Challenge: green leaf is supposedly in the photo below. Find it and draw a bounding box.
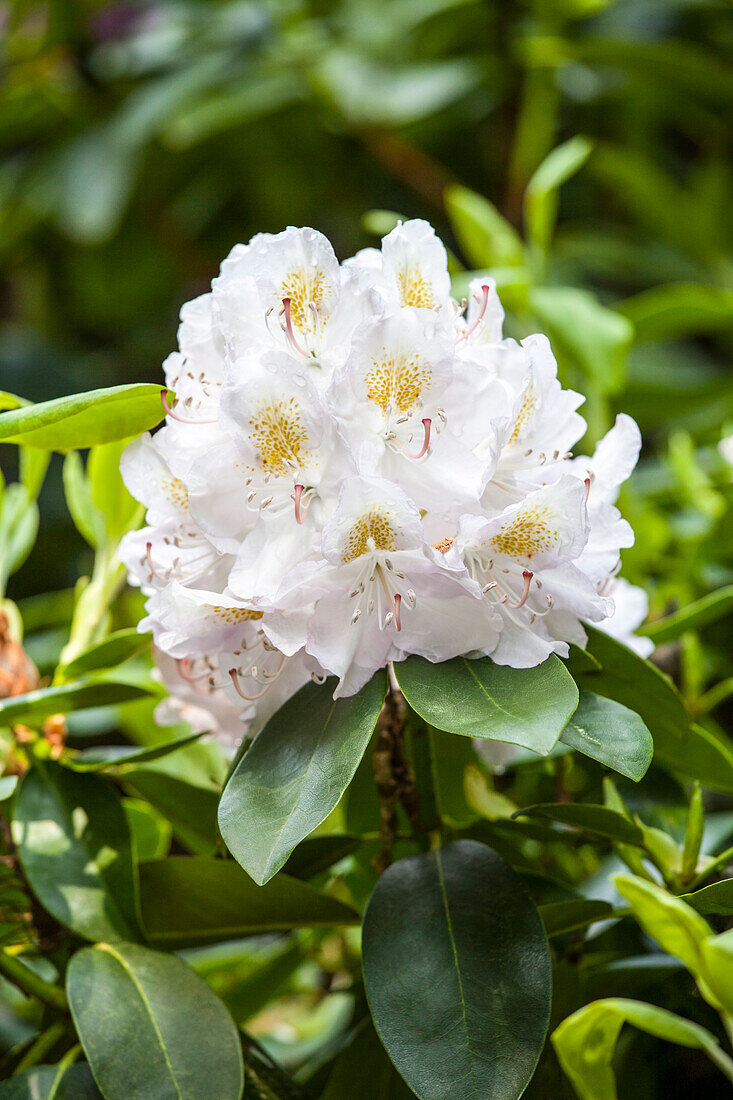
[578,628,733,791]
[13,761,141,942]
[614,874,712,988]
[67,942,243,1100]
[321,1020,416,1099]
[539,899,613,938]
[0,391,29,412]
[123,770,220,856]
[0,677,156,727]
[682,782,704,882]
[88,437,141,542]
[529,287,633,394]
[0,385,165,451]
[0,1064,102,1099]
[281,834,361,880]
[395,654,578,755]
[59,628,149,681]
[0,484,39,593]
[219,672,387,885]
[552,998,730,1100]
[124,799,172,862]
[525,137,593,258]
[62,452,105,549]
[19,447,50,501]
[617,284,733,343]
[315,53,481,127]
[700,929,733,1014]
[138,856,359,949]
[515,803,644,846]
[69,731,204,771]
[445,184,525,269]
[559,690,653,781]
[362,839,551,1100]
[641,586,733,644]
[682,879,733,916]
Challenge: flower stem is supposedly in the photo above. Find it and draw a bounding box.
[408,721,442,841]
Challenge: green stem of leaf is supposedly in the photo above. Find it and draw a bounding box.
[0,950,68,1012]
[707,1037,733,1086]
[696,678,733,716]
[13,1019,67,1075]
[58,543,127,670]
[690,844,733,889]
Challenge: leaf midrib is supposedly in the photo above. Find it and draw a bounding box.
[97,944,184,1100]
[254,697,338,878]
[434,846,478,1096]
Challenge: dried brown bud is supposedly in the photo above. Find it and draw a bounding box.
[0,613,40,700]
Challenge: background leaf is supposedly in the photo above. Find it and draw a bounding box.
[138,856,359,948]
[13,761,141,942]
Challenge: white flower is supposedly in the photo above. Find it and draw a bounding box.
[451,477,609,667]
[119,218,646,735]
[262,476,499,696]
[152,648,250,752]
[595,576,653,658]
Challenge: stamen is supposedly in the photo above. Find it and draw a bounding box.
[393,593,402,631]
[507,570,533,609]
[584,477,591,501]
[401,418,432,460]
[456,284,490,344]
[228,668,270,702]
[281,298,309,357]
[145,542,168,583]
[294,484,306,525]
[161,389,216,425]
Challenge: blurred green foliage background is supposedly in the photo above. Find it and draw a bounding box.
[2,0,733,633]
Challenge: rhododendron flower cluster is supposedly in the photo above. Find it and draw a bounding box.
[119,221,649,748]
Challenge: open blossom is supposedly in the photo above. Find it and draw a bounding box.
[119,219,650,750]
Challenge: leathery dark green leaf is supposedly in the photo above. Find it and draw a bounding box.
[67,942,243,1100]
[362,839,551,1100]
[138,856,359,948]
[394,654,578,755]
[560,689,653,781]
[12,761,141,942]
[219,672,387,884]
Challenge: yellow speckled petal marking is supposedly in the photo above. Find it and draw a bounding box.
[365,348,431,417]
[209,606,263,623]
[162,476,189,510]
[397,266,436,310]
[507,381,537,448]
[248,398,309,476]
[342,508,400,562]
[491,504,558,559]
[281,267,330,334]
